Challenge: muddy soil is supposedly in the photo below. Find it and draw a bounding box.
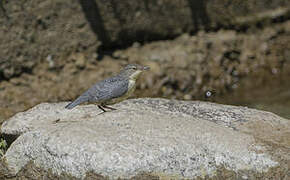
[0,21,290,125]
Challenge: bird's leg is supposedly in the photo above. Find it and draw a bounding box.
[98,105,107,112]
[103,105,117,111]
[97,105,116,115]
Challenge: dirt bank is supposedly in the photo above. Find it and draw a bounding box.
[1,0,290,79]
[0,20,290,125]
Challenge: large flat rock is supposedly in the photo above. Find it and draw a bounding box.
[1,98,290,179]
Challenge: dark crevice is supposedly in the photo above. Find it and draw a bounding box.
[21,67,33,75]
[0,72,8,82]
[79,0,110,46]
[0,0,9,20]
[0,66,33,82]
[188,0,210,32]
[96,31,179,59]
[0,134,18,150]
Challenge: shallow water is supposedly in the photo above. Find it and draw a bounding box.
[215,72,290,120]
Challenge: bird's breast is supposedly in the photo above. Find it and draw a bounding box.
[122,79,136,98]
[127,79,136,92]
[105,80,136,105]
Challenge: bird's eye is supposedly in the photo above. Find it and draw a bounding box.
[133,67,137,70]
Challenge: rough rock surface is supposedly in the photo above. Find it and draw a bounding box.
[1,0,290,79]
[1,98,289,179]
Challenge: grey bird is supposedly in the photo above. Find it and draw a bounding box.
[65,64,149,112]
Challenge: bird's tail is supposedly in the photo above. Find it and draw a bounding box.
[65,95,88,109]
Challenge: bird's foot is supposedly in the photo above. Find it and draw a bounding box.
[97,105,117,115]
[103,105,117,111]
[98,105,107,112]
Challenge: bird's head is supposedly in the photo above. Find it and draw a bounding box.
[120,64,150,80]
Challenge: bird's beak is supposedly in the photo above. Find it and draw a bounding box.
[143,66,150,71]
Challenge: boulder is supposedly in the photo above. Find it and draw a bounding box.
[1,98,290,179]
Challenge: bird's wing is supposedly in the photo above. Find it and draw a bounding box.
[88,76,129,102]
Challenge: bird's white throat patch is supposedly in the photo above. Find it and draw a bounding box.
[129,70,142,81]
[127,70,142,96]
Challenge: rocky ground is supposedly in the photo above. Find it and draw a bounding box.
[0,20,290,125]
